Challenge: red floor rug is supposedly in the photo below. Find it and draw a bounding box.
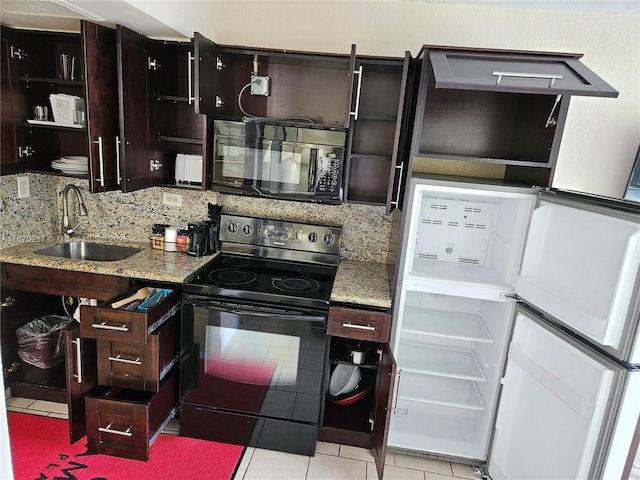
[8,411,245,480]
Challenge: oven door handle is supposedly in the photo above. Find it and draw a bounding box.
[186,298,326,322]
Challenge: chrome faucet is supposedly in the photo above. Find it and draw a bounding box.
[61,184,88,240]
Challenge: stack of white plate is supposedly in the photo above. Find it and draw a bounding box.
[51,156,88,175]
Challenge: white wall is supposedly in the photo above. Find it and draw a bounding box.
[127,0,640,198]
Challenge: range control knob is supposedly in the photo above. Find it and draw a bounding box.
[323,233,334,246]
[227,222,238,234]
[308,232,318,243]
[243,224,254,235]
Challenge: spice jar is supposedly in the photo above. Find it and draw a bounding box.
[151,224,168,250]
[176,229,190,252]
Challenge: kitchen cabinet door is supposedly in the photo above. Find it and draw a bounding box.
[344,52,414,213]
[407,46,618,188]
[82,21,120,193]
[1,24,121,191]
[1,37,20,170]
[117,25,154,192]
[193,32,221,116]
[118,26,211,192]
[371,344,396,480]
[65,326,98,444]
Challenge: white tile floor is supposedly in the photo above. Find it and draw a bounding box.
[5,394,483,480]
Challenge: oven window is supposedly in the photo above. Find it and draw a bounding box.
[183,305,327,423]
[205,326,301,386]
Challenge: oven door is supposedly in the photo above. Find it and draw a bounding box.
[179,295,329,455]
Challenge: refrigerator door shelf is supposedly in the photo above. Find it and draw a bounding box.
[488,310,621,480]
[516,198,640,359]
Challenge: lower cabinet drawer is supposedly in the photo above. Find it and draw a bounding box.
[85,372,177,461]
[96,316,179,391]
[328,306,391,342]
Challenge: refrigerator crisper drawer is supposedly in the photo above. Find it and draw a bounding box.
[404,178,536,293]
[516,199,640,353]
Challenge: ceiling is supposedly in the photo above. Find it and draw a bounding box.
[1,0,638,41]
[0,0,188,40]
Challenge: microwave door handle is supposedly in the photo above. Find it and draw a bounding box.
[308,148,318,192]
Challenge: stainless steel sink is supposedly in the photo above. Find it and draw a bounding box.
[36,242,141,262]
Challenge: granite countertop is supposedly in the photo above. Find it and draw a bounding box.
[331,259,392,309]
[0,238,216,284]
[0,240,392,307]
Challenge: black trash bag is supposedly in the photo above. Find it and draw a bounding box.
[15,315,73,369]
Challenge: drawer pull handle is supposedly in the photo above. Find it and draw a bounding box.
[108,354,142,365]
[99,422,133,437]
[92,322,129,332]
[342,322,375,331]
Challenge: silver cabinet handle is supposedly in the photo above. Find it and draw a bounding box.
[492,71,563,88]
[391,161,404,208]
[115,136,121,185]
[98,422,132,437]
[391,368,403,414]
[342,322,375,331]
[108,354,142,365]
[349,66,363,120]
[91,321,128,332]
[72,338,82,383]
[187,52,195,105]
[93,136,105,187]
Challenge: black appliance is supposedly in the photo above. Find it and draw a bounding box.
[187,203,223,257]
[180,214,342,455]
[212,120,346,204]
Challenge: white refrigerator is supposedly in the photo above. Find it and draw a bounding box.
[389,175,640,479]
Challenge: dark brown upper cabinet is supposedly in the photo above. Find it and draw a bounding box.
[202,43,356,128]
[404,46,619,201]
[82,21,120,193]
[117,27,213,193]
[343,52,414,214]
[0,23,120,193]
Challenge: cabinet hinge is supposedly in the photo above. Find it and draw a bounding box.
[216,95,224,108]
[150,159,162,171]
[10,46,27,60]
[216,56,224,71]
[369,417,374,432]
[18,146,35,158]
[148,57,160,71]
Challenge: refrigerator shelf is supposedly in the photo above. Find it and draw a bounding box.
[397,341,487,382]
[398,372,486,411]
[401,306,494,344]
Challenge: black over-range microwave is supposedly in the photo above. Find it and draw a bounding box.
[212,120,346,204]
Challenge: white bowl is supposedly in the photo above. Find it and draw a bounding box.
[329,363,361,396]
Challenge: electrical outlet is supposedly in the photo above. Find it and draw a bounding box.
[250,75,270,96]
[17,176,30,199]
[162,192,183,207]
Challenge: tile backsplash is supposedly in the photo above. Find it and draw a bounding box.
[0,174,392,263]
